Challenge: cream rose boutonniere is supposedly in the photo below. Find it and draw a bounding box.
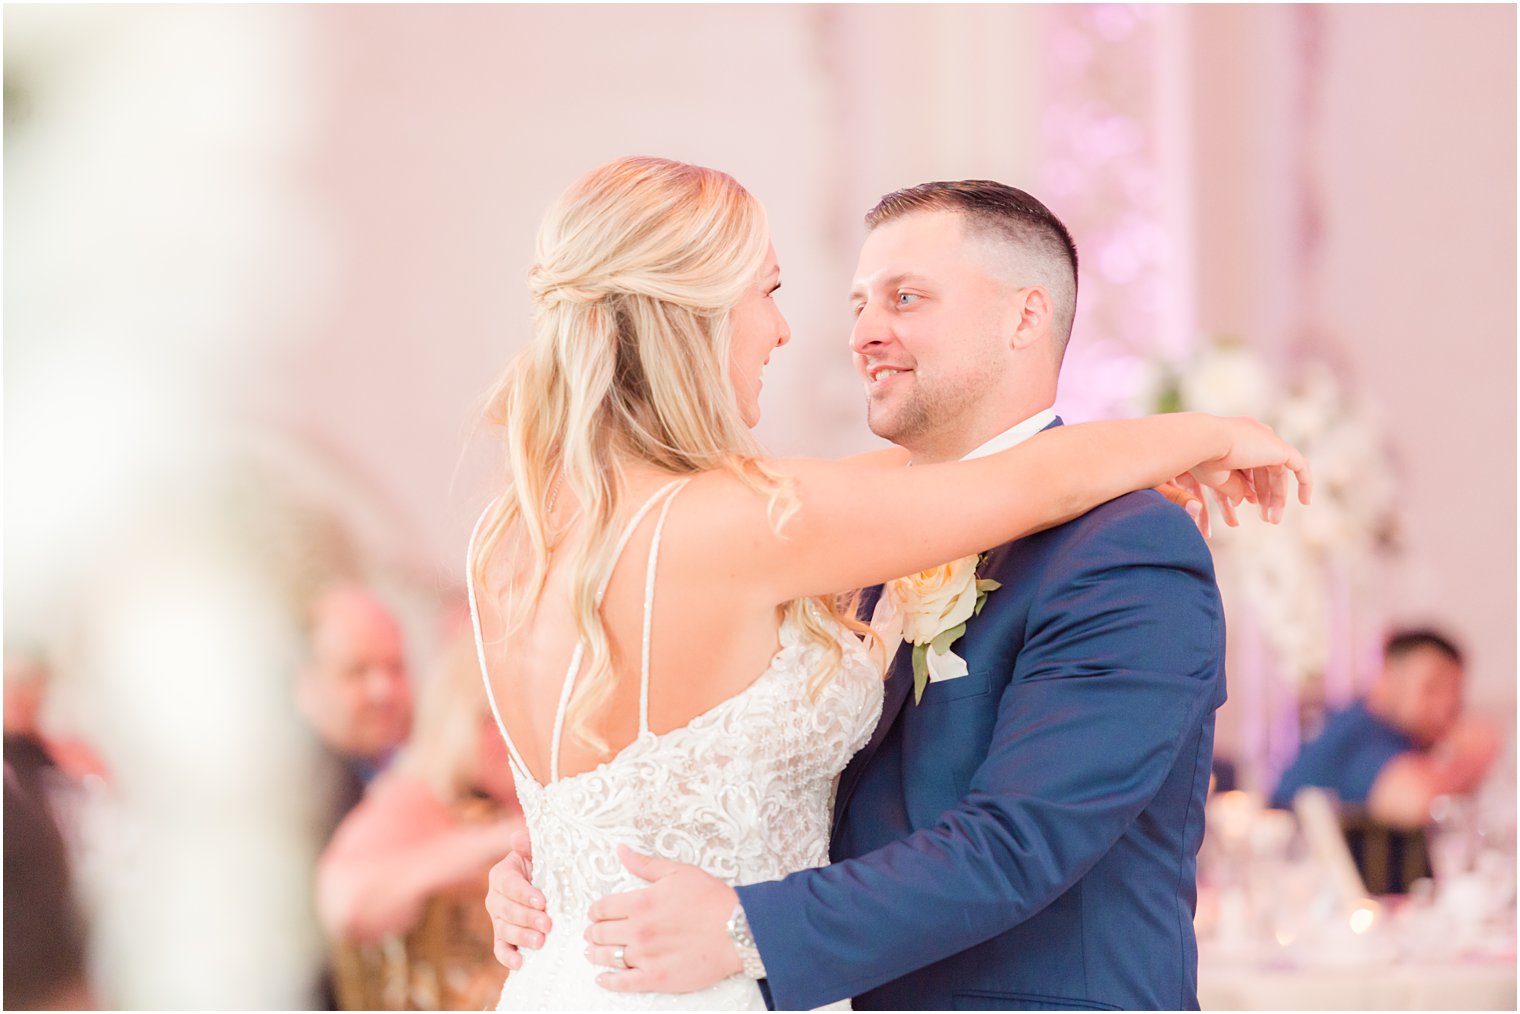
[884,555,1001,704]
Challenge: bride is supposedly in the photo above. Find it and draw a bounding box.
[467,156,1309,1010]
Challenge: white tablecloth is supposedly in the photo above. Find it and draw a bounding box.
[1199,954,1517,1010]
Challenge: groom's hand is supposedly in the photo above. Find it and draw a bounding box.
[484,829,547,970]
[586,845,743,993]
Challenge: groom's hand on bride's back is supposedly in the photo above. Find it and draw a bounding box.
[585,845,743,994]
[486,829,547,970]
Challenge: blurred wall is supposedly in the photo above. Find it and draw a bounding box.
[1188,4,1516,726]
[251,4,1043,590]
[1315,4,1515,716]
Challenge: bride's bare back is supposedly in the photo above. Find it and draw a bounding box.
[472,469,796,785]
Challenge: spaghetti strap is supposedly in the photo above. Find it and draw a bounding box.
[467,477,692,785]
[638,479,690,734]
[466,501,532,778]
[548,477,687,781]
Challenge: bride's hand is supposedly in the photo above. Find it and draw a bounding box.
[1187,417,1312,526]
[1156,476,1212,538]
[485,830,546,969]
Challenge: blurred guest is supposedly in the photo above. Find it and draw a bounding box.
[4,649,48,736]
[1272,629,1499,828]
[5,648,108,785]
[5,765,92,1009]
[5,650,108,882]
[318,636,521,1008]
[297,584,415,843]
[1210,755,1239,795]
[319,634,520,939]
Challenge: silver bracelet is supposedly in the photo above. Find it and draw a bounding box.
[725,902,768,979]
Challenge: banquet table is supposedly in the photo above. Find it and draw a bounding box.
[1199,945,1517,1010]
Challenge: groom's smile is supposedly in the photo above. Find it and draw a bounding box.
[861,360,919,425]
[857,347,925,433]
[866,363,908,380]
[865,361,913,386]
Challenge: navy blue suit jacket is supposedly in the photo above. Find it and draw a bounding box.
[737,424,1226,1011]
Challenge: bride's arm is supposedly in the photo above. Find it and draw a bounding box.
[849,442,1212,534]
[839,445,912,468]
[701,412,1308,603]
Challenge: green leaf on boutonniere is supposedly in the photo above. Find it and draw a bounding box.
[973,578,1000,616]
[911,643,930,704]
[930,622,966,656]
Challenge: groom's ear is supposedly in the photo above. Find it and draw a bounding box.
[1008,285,1054,353]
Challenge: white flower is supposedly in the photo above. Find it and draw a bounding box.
[885,556,980,646]
[1177,343,1278,419]
[885,556,999,703]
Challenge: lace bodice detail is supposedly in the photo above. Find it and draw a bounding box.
[514,607,880,917]
[467,480,882,1010]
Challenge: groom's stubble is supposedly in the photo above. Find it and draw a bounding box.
[863,342,1010,459]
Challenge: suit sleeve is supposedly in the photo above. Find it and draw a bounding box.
[737,501,1225,1011]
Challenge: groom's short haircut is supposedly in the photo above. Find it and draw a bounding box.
[865,181,1080,357]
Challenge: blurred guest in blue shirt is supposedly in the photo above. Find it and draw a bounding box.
[1272,629,1498,827]
[298,585,415,842]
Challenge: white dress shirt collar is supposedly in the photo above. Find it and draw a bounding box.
[959,408,1059,462]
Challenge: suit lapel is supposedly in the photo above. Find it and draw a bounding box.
[832,417,1064,835]
[833,641,912,836]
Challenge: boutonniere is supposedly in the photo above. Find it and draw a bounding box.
[884,555,1000,704]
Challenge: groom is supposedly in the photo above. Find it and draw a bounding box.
[490,181,1226,1010]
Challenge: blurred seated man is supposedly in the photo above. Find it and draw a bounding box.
[298,585,415,843]
[1272,629,1499,828]
[318,636,522,1009]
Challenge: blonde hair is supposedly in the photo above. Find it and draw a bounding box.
[472,156,869,753]
[399,635,493,803]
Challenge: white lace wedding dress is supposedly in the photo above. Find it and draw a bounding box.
[468,478,882,1010]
